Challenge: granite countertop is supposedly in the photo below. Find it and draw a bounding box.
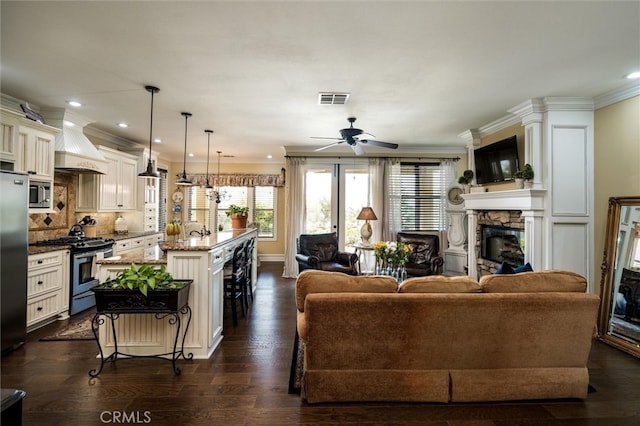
[97,246,167,265]
[103,231,162,241]
[28,245,70,255]
[160,228,256,252]
[28,231,163,255]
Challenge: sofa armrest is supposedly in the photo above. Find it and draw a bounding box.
[296,253,320,268]
[431,256,444,269]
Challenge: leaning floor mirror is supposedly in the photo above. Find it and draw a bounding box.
[598,196,640,358]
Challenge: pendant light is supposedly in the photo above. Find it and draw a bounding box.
[175,112,193,186]
[138,85,160,178]
[212,150,229,204]
[203,129,214,190]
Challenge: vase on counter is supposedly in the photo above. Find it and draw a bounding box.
[114,215,128,235]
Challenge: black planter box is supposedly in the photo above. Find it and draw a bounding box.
[92,280,192,313]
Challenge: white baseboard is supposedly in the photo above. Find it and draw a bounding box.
[258,254,285,262]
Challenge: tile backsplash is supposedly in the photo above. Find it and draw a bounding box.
[28,173,117,243]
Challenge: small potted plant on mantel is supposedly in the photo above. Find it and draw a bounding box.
[458,169,474,193]
[92,264,192,312]
[521,163,534,189]
[513,169,525,189]
[226,204,249,229]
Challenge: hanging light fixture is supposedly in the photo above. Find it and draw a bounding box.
[202,129,214,190]
[211,150,229,204]
[138,85,160,178]
[175,112,193,186]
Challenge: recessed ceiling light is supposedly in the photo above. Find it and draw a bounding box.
[67,100,82,107]
[117,122,128,128]
[153,138,161,143]
[627,71,640,79]
[188,153,194,157]
[267,154,273,159]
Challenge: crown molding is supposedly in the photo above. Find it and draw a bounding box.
[594,81,640,109]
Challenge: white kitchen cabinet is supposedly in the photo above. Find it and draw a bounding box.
[0,113,19,165]
[114,236,145,257]
[77,146,138,211]
[17,124,56,181]
[27,250,68,330]
[143,233,163,257]
[1,108,58,212]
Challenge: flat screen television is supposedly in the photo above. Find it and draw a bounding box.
[473,135,520,184]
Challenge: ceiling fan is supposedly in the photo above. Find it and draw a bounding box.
[311,117,399,156]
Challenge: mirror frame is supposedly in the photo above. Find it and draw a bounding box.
[598,196,640,358]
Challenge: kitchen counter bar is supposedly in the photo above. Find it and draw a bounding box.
[95,228,258,360]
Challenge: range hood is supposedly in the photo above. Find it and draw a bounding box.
[41,108,107,174]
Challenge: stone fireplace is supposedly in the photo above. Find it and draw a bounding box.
[476,211,525,275]
[462,189,546,279]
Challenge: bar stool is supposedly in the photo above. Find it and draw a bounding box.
[243,238,255,309]
[223,243,246,326]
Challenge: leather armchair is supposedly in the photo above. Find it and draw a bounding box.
[296,232,359,275]
[397,232,444,277]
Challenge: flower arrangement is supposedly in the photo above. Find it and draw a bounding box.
[373,241,412,267]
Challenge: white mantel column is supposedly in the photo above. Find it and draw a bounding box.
[508,99,544,189]
[522,210,545,268]
[465,209,478,278]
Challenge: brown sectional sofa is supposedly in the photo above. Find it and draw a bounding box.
[295,270,600,404]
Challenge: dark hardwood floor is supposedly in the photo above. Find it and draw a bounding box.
[2,262,639,425]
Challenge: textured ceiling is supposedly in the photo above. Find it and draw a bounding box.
[1,1,638,163]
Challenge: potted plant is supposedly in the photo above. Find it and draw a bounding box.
[521,163,534,188]
[513,169,525,189]
[226,204,249,229]
[458,169,474,193]
[92,264,192,312]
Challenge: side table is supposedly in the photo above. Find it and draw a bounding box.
[353,243,376,275]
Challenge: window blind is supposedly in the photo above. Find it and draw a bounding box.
[397,163,447,231]
[253,186,274,238]
[186,186,211,229]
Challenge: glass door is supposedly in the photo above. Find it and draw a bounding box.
[304,160,369,250]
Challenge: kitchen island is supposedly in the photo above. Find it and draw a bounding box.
[95,228,257,360]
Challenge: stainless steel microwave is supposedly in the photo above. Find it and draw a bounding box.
[29,180,51,208]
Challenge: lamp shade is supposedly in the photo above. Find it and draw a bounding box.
[357,207,378,221]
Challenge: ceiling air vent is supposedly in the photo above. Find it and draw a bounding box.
[318,92,350,105]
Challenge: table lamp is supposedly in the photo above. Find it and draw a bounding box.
[357,207,378,246]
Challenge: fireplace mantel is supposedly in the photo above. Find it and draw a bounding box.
[461,189,546,211]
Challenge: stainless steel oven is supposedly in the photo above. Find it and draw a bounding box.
[70,246,113,315]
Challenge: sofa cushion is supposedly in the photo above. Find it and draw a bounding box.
[295,270,398,312]
[480,270,587,293]
[398,275,481,293]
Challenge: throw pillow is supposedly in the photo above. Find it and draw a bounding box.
[495,262,515,274]
[514,262,533,273]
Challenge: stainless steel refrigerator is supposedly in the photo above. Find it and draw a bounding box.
[1,171,28,354]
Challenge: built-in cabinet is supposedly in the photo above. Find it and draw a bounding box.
[27,250,69,330]
[1,107,58,212]
[113,233,163,258]
[77,146,138,211]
